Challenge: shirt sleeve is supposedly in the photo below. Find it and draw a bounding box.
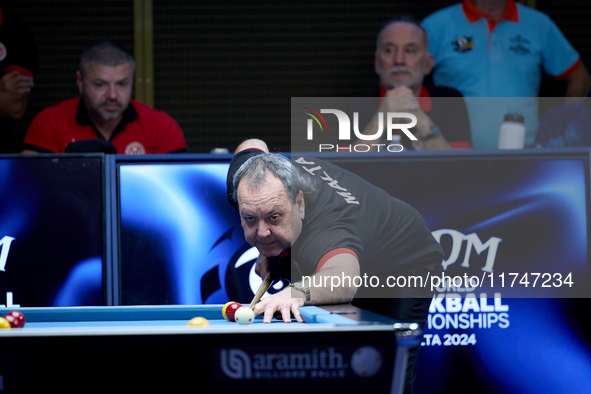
[150,112,188,153]
[23,107,62,152]
[539,14,581,79]
[294,223,364,274]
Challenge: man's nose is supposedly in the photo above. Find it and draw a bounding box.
[106,84,118,100]
[394,50,405,65]
[257,222,271,238]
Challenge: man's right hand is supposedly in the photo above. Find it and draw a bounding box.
[382,86,420,112]
[254,254,270,280]
[0,71,34,94]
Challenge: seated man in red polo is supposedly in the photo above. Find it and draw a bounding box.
[22,41,187,155]
[357,15,472,150]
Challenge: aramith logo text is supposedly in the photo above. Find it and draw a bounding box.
[304,108,416,152]
[220,346,383,380]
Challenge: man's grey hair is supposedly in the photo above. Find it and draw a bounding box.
[79,41,135,74]
[233,153,317,206]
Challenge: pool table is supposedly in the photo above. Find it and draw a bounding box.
[0,304,421,393]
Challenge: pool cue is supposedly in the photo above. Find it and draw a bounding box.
[249,272,273,310]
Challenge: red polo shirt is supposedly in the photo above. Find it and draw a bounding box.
[24,98,188,154]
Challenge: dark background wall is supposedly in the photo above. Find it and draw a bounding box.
[3,0,589,152]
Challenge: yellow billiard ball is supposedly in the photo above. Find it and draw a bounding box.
[187,317,210,327]
[0,317,11,329]
[222,301,234,321]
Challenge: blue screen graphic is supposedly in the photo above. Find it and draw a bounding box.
[333,157,588,296]
[0,155,104,307]
[118,163,263,305]
[331,154,590,394]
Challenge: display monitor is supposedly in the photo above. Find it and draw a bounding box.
[0,154,107,307]
[317,148,591,394]
[114,154,278,306]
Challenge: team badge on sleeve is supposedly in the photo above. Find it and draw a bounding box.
[452,36,474,53]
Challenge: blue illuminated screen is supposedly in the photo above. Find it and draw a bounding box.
[329,153,590,394]
[0,155,104,307]
[117,161,270,305]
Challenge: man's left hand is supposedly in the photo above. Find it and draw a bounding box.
[253,287,305,323]
[383,86,420,112]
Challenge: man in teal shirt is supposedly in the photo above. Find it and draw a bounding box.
[423,0,591,148]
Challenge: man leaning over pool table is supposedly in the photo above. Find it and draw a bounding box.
[226,139,443,393]
[226,138,443,318]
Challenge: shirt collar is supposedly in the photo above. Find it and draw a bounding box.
[76,98,138,140]
[462,0,519,26]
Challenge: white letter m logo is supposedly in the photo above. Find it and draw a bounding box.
[0,236,15,272]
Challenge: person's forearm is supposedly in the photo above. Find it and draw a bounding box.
[565,63,591,98]
[299,272,357,305]
[413,113,453,150]
[565,80,591,98]
[298,253,360,305]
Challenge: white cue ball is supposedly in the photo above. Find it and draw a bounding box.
[234,306,255,325]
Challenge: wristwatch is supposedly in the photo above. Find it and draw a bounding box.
[421,123,441,142]
[288,282,311,305]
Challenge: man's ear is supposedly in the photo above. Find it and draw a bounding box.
[423,53,435,76]
[374,51,381,76]
[296,190,305,219]
[76,70,84,95]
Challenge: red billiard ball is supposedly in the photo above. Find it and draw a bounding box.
[222,301,235,321]
[225,302,243,322]
[4,311,25,328]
